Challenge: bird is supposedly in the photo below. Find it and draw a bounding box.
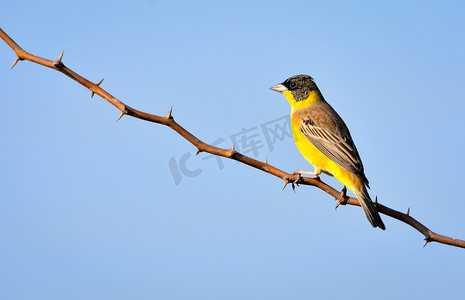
[270,75,385,230]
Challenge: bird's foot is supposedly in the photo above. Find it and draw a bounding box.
[335,186,348,210]
[293,169,321,180]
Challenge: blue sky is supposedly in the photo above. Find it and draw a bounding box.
[1,1,465,299]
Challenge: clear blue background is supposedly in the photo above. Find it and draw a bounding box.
[1,1,465,299]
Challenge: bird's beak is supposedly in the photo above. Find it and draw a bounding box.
[269,83,288,93]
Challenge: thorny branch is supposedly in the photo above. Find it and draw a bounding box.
[1,27,464,249]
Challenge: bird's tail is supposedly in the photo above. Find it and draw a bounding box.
[353,185,385,230]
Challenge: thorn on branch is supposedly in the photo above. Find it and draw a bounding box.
[407,207,410,216]
[11,56,22,69]
[166,106,173,119]
[228,145,237,158]
[54,51,64,68]
[282,179,289,191]
[423,237,432,248]
[196,148,202,156]
[335,186,348,210]
[265,158,268,164]
[117,108,128,121]
[91,78,104,98]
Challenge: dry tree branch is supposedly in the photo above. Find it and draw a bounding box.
[1,27,464,249]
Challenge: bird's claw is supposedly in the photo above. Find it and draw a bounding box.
[282,172,303,194]
[335,186,348,210]
[291,172,302,182]
[292,170,320,182]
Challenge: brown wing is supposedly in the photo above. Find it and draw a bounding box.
[299,104,369,187]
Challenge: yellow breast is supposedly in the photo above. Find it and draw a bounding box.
[290,110,362,191]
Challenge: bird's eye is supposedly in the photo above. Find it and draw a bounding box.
[289,82,297,89]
